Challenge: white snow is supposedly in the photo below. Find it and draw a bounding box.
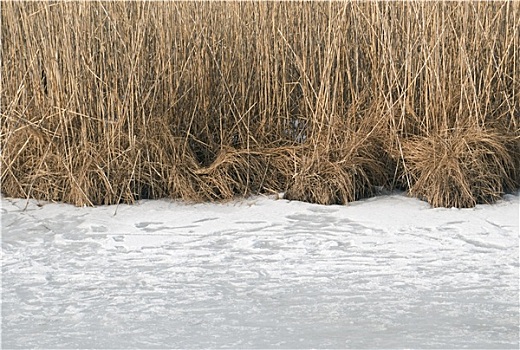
[2,191,519,348]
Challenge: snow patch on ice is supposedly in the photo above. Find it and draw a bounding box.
[1,192,518,348]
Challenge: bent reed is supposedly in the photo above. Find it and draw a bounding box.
[2,1,519,208]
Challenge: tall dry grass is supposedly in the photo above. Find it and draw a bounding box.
[1,1,518,208]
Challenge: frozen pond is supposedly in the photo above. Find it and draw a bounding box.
[2,192,519,348]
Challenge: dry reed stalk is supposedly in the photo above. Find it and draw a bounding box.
[191,146,294,202]
[401,126,517,208]
[1,1,518,207]
[284,118,391,205]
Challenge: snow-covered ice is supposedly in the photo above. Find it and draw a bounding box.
[2,191,519,348]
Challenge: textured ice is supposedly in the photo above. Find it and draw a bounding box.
[2,192,519,348]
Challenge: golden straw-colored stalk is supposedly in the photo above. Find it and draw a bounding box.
[1,1,518,208]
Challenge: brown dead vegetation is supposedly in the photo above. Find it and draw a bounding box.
[1,1,518,208]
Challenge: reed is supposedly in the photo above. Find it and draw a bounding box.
[1,1,518,208]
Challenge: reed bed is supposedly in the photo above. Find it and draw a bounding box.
[1,1,519,208]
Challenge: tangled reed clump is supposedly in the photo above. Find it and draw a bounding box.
[401,127,518,208]
[193,146,294,202]
[285,127,391,205]
[1,1,519,208]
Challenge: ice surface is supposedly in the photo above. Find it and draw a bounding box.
[2,192,519,348]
